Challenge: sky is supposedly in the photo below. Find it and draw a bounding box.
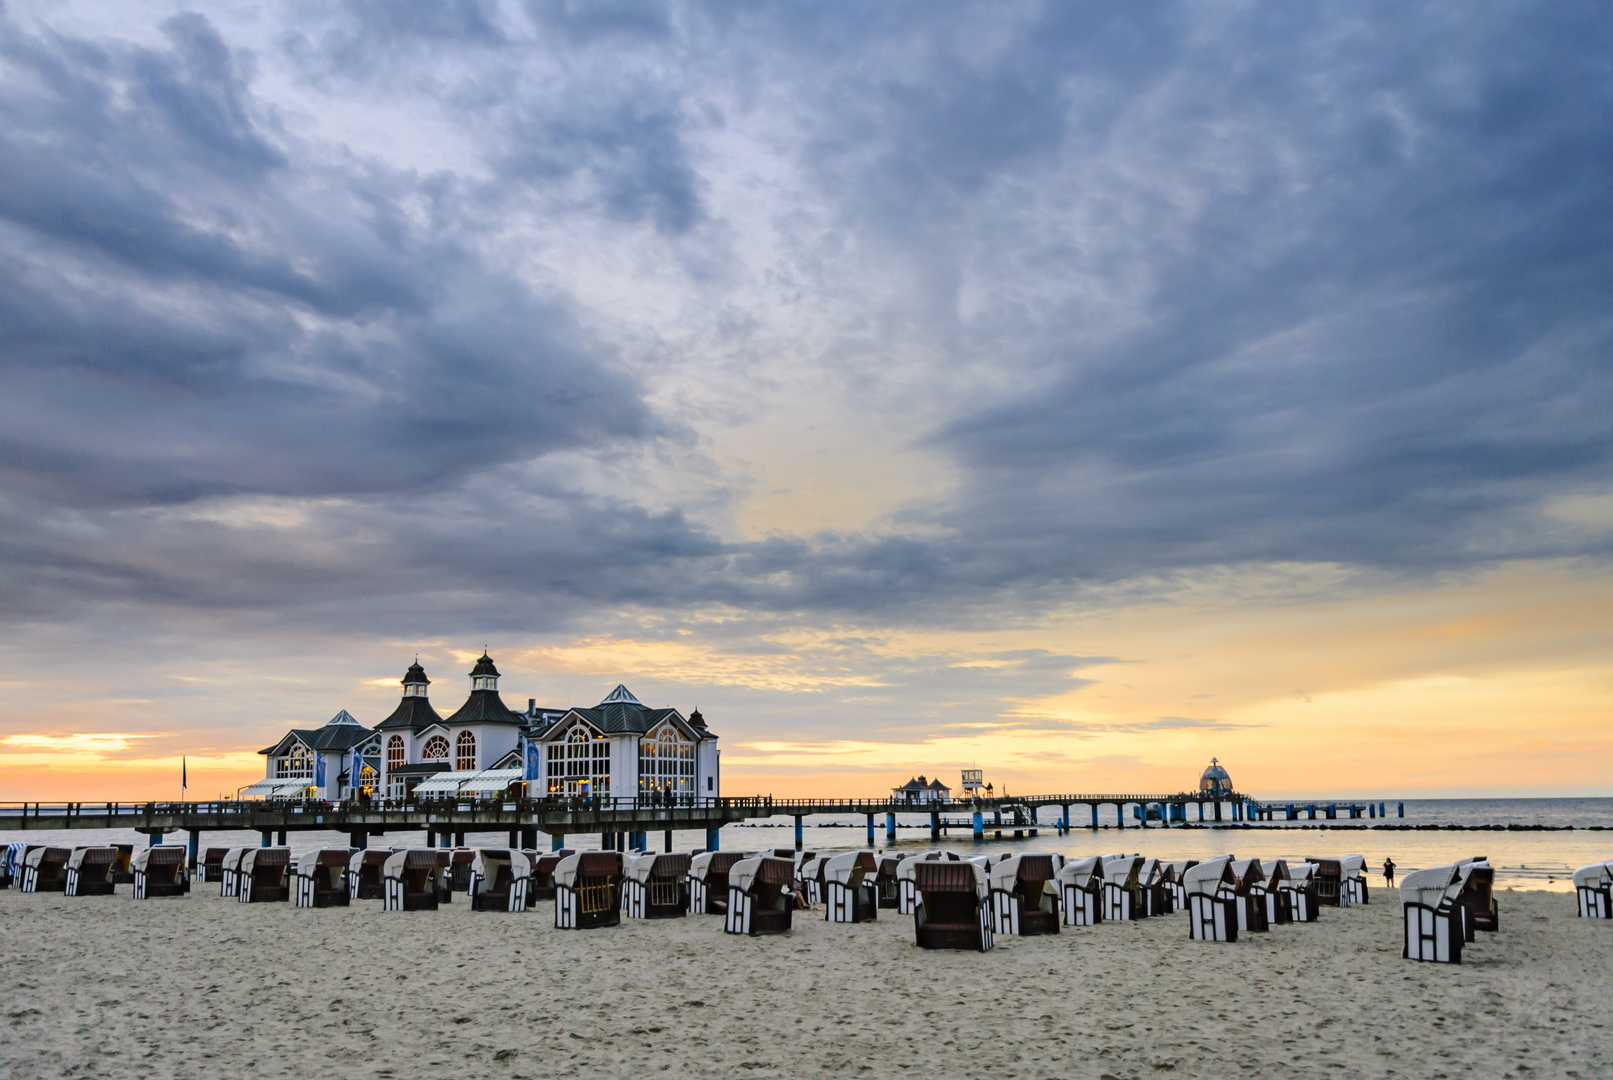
[1,0,1610,802]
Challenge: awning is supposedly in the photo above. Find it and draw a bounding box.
[412,770,480,795]
[238,778,317,800]
[456,768,523,795]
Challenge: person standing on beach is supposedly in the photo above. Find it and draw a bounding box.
[1383,857,1396,886]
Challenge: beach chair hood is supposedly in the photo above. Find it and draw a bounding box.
[1184,856,1236,896]
[1399,865,1460,908]
[1572,862,1613,888]
[824,851,875,885]
[1056,856,1103,889]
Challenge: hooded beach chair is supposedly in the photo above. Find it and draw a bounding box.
[1058,856,1104,926]
[447,848,476,893]
[791,851,818,902]
[201,847,229,883]
[894,851,959,915]
[873,855,901,909]
[1280,862,1320,922]
[1340,854,1369,905]
[1401,865,1464,963]
[1304,857,1343,907]
[1455,857,1497,935]
[1230,859,1269,933]
[913,859,993,951]
[529,850,574,902]
[623,852,690,918]
[19,846,70,893]
[989,852,1060,936]
[724,855,796,935]
[1574,861,1613,918]
[239,847,291,903]
[554,852,623,929]
[220,847,251,898]
[65,847,118,896]
[132,845,188,899]
[799,854,828,908]
[469,849,531,912]
[1139,858,1174,916]
[688,851,745,914]
[823,851,879,923]
[348,849,389,900]
[1184,856,1239,942]
[1259,860,1292,925]
[1101,855,1144,922]
[1165,860,1196,909]
[293,848,354,908]
[382,849,444,912]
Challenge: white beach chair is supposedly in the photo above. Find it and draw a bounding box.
[622,852,688,919]
[1279,862,1320,922]
[469,849,532,913]
[1230,858,1269,933]
[1184,856,1239,942]
[799,854,828,908]
[554,851,623,928]
[131,845,187,899]
[823,851,879,923]
[1574,861,1613,918]
[220,847,251,898]
[1340,854,1369,905]
[1057,856,1104,926]
[688,851,744,914]
[913,859,993,952]
[1138,858,1174,916]
[1401,864,1464,963]
[724,855,796,935]
[989,852,1061,936]
[1454,856,1498,936]
[1259,860,1292,925]
[238,847,291,903]
[1101,855,1143,921]
[382,849,445,912]
[1,842,27,889]
[65,847,118,897]
[19,846,70,893]
[293,848,354,908]
[1165,860,1195,910]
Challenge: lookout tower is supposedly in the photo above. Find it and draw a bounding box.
[1199,757,1233,796]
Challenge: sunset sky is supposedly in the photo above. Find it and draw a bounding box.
[1,1,1609,801]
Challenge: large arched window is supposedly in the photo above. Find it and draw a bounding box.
[276,743,314,779]
[456,730,477,771]
[638,724,694,795]
[422,735,450,761]
[386,735,407,799]
[547,724,610,796]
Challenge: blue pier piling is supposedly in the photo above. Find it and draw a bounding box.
[794,815,804,851]
[705,827,720,851]
[259,831,271,847]
[551,834,565,851]
[866,813,875,846]
[1090,804,1099,829]
[972,811,984,839]
[1398,802,1404,818]
[930,811,940,840]
[886,812,897,843]
[187,830,200,867]
[1116,803,1124,829]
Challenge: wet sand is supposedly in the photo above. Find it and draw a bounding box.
[0,884,1605,1079]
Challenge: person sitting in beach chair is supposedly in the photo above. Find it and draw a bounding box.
[201,847,229,884]
[239,847,291,903]
[1455,857,1497,935]
[529,850,574,902]
[623,852,689,919]
[1101,854,1145,921]
[132,845,188,899]
[1057,856,1104,927]
[913,859,993,951]
[220,847,251,898]
[988,852,1060,936]
[1303,857,1343,907]
[688,851,745,915]
[723,855,796,936]
[554,851,623,929]
[19,846,70,893]
[1400,864,1465,963]
[348,849,389,901]
[1279,861,1321,923]
[1574,861,1613,918]
[823,851,879,923]
[1339,854,1369,905]
[469,849,532,913]
[293,848,354,908]
[1230,858,1270,933]
[382,849,445,912]
[65,847,118,896]
[1184,856,1240,942]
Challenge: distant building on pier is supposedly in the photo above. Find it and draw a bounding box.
[891,775,951,805]
[1199,757,1233,796]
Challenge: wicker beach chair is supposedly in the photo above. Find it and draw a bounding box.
[1165,860,1196,909]
[1184,856,1239,942]
[1139,858,1175,916]
[1304,857,1343,907]
[1230,858,1270,933]
[1339,854,1369,905]
[688,851,745,914]
[1574,861,1613,918]
[1259,860,1292,925]
[446,848,476,892]
[988,852,1060,936]
[1400,864,1465,963]
[293,848,354,908]
[201,847,229,883]
[382,849,444,912]
[872,855,902,909]
[469,849,531,913]
[65,847,118,896]
[529,850,575,902]
[19,846,70,893]
[239,847,291,903]
[1455,857,1497,936]
[220,847,251,898]
[554,852,623,929]
[622,852,689,919]
[723,855,796,935]
[1280,861,1321,922]
[913,859,993,951]
[347,849,389,900]
[893,851,960,915]
[823,851,879,923]
[798,855,828,908]
[132,845,188,899]
[1057,856,1104,927]
[1101,855,1144,922]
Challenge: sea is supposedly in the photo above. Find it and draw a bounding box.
[4,797,1609,892]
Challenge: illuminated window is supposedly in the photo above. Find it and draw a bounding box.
[422,735,450,761]
[386,735,406,798]
[638,725,694,795]
[456,730,477,772]
[547,725,609,796]
[276,743,313,779]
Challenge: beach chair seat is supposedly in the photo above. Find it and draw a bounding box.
[1304,858,1343,907]
[555,852,623,928]
[894,851,959,915]
[469,849,532,913]
[132,846,188,899]
[990,853,1060,936]
[110,845,135,885]
[913,860,993,951]
[1231,859,1270,933]
[1455,857,1497,936]
[294,848,354,908]
[239,847,291,903]
[874,856,901,909]
[823,851,879,923]
[724,856,796,935]
[1184,856,1239,943]
[65,847,118,896]
[1574,861,1613,918]
[20,846,70,893]
[688,851,745,914]
[623,852,689,918]
[1057,856,1103,926]
[383,850,443,911]
[348,850,389,900]
[530,850,574,902]
[201,847,229,883]
[1401,865,1464,963]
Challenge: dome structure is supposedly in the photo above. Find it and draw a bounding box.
[1199,757,1233,795]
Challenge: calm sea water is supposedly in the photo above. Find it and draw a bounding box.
[5,798,1608,893]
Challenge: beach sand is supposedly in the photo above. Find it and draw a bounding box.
[1,884,1605,1079]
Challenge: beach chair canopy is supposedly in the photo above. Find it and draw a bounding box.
[132,846,185,871]
[471,849,530,882]
[1184,856,1236,896]
[67,847,117,871]
[382,849,442,878]
[689,851,744,880]
[1284,862,1316,885]
[222,847,251,873]
[552,851,621,890]
[988,852,1059,893]
[1572,862,1613,888]
[1056,856,1104,889]
[1102,855,1143,888]
[349,849,389,873]
[913,859,990,900]
[23,846,67,869]
[800,855,826,882]
[824,851,876,885]
[241,848,289,874]
[1339,854,1366,878]
[1230,858,1265,888]
[625,852,688,883]
[1166,859,1198,880]
[1399,865,1461,908]
[296,848,355,876]
[730,855,794,893]
[1263,860,1290,888]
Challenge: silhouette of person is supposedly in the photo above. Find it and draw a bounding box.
[1383,857,1396,886]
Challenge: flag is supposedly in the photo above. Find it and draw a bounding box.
[182,755,187,792]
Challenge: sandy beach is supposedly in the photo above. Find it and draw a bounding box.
[1,883,1605,1080]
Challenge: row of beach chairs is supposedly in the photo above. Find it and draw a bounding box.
[2,842,186,899]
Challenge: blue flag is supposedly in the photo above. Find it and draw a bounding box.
[524,737,540,782]
[315,752,326,790]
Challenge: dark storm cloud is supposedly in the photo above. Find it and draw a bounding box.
[1,1,1611,636]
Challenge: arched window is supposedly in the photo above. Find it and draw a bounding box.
[422,735,450,761]
[276,743,314,779]
[386,735,406,799]
[456,730,477,771]
[638,724,694,796]
[546,724,610,796]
